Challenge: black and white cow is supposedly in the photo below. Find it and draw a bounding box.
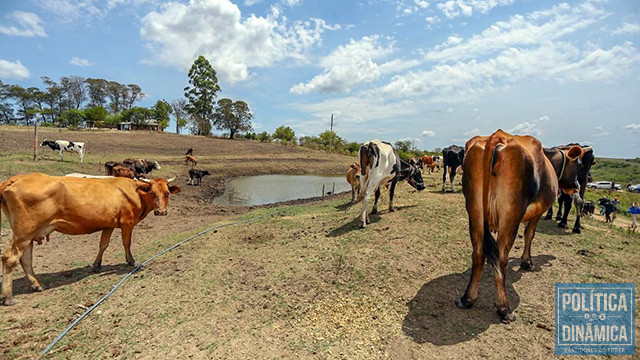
[432,155,442,171]
[357,139,425,228]
[442,145,464,192]
[40,139,85,163]
[544,144,595,233]
[188,169,210,186]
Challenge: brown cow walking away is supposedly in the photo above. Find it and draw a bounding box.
[0,173,180,306]
[455,129,584,323]
[345,162,361,203]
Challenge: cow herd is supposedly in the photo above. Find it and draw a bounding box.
[1,129,599,325]
[351,129,595,323]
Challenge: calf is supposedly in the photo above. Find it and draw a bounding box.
[357,140,425,228]
[185,155,198,166]
[456,130,583,323]
[442,145,464,192]
[40,139,85,163]
[581,201,595,218]
[420,155,436,174]
[345,162,361,203]
[188,169,210,186]
[432,155,442,171]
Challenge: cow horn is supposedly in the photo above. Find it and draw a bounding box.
[139,178,152,183]
[167,177,176,183]
[582,146,593,152]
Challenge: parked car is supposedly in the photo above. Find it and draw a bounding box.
[587,181,622,190]
[628,183,640,193]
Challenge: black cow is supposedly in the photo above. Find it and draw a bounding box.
[441,145,464,192]
[544,144,595,233]
[186,148,193,156]
[188,169,210,186]
[581,201,595,217]
[105,161,143,178]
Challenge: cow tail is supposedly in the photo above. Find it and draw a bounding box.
[483,223,501,279]
[0,179,9,236]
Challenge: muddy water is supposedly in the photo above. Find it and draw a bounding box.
[213,174,351,206]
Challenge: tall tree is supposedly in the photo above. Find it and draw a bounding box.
[85,78,109,108]
[272,126,296,145]
[9,85,35,126]
[212,98,253,139]
[107,81,126,113]
[151,99,172,131]
[0,80,13,124]
[184,55,220,136]
[41,76,63,125]
[67,76,87,109]
[171,99,188,134]
[123,84,145,110]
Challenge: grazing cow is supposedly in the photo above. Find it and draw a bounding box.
[345,162,361,203]
[455,130,583,323]
[0,173,180,305]
[188,169,210,186]
[420,155,436,174]
[357,140,425,228]
[123,158,161,176]
[432,155,442,171]
[185,155,198,166]
[442,145,465,192]
[104,161,142,178]
[40,139,85,163]
[544,144,595,233]
[113,166,136,179]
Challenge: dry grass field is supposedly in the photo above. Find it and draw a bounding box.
[0,126,638,359]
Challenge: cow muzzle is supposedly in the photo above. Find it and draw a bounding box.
[154,209,168,216]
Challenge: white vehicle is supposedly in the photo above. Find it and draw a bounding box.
[587,181,622,190]
[628,183,640,193]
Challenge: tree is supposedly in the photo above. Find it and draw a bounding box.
[121,107,151,126]
[171,99,188,134]
[123,84,145,110]
[151,99,172,132]
[394,139,413,152]
[318,130,344,148]
[272,126,296,145]
[9,85,35,126]
[84,106,108,127]
[67,76,86,109]
[41,76,64,125]
[60,109,85,128]
[184,55,220,136]
[107,81,126,113]
[85,78,109,108]
[213,98,253,139]
[256,131,271,142]
[0,80,13,124]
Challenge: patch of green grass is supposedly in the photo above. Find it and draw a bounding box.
[590,157,640,185]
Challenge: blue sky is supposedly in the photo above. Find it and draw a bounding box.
[1,0,639,157]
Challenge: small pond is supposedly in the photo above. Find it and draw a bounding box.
[214,174,350,206]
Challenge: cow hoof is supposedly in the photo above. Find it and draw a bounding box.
[371,209,378,215]
[543,215,552,220]
[572,228,581,234]
[31,285,44,292]
[127,261,137,267]
[454,297,474,309]
[555,217,562,222]
[92,264,102,273]
[3,298,16,306]
[520,261,533,271]
[389,207,396,213]
[558,223,566,229]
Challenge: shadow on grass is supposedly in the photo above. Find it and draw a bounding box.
[536,219,574,236]
[402,254,556,345]
[12,263,133,296]
[326,205,419,238]
[334,202,355,212]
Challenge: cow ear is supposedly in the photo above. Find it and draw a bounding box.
[169,185,182,194]
[136,184,151,194]
[567,145,583,160]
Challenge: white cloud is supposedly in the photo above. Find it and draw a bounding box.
[422,130,436,136]
[611,22,640,35]
[282,0,302,6]
[463,128,480,137]
[623,123,640,133]
[290,35,419,94]
[141,0,339,83]
[70,57,94,67]
[425,2,607,63]
[437,107,454,113]
[436,0,515,19]
[592,126,610,137]
[36,0,103,23]
[510,121,543,137]
[0,11,46,37]
[0,59,30,79]
[536,115,550,122]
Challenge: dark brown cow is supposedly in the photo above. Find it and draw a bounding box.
[123,158,161,176]
[0,173,180,305]
[113,166,136,179]
[455,130,583,323]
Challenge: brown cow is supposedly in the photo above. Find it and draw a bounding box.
[113,165,136,179]
[455,130,583,323]
[420,155,436,174]
[185,155,198,166]
[346,162,361,203]
[0,173,180,305]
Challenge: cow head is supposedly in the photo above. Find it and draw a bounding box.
[349,162,361,177]
[201,170,211,177]
[152,161,162,170]
[557,145,584,195]
[137,177,181,216]
[400,161,426,191]
[359,142,380,176]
